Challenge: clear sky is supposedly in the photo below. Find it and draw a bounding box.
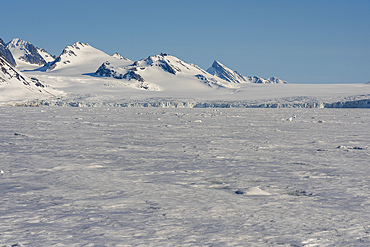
[2,0,370,83]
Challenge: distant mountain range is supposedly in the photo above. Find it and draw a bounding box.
[0,37,290,103]
[94,53,237,90]
[206,60,287,84]
[2,38,287,84]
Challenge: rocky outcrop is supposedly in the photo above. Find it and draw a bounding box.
[95,62,144,82]
[0,38,16,66]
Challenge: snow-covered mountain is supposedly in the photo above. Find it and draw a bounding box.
[207,60,287,84]
[0,53,43,86]
[94,53,237,91]
[206,60,248,83]
[7,38,55,67]
[247,76,287,84]
[111,52,129,60]
[38,42,132,75]
[0,38,16,66]
[0,53,62,103]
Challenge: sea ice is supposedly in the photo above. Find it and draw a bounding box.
[0,107,369,246]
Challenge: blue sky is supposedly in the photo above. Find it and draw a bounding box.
[2,0,370,83]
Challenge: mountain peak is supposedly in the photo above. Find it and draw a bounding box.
[7,38,29,47]
[207,60,287,84]
[212,60,224,67]
[59,41,91,57]
[7,38,54,66]
[112,52,128,60]
[39,42,132,74]
[70,41,90,49]
[207,60,246,83]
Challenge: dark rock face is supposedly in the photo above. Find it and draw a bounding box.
[195,74,219,87]
[95,62,145,82]
[123,70,145,82]
[0,53,28,85]
[7,39,47,65]
[0,38,16,66]
[248,76,265,84]
[41,56,61,71]
[268,77,287,84]
[159,60,177,75]
[0,53,44,87]
[95,62,113,77]
[19,44,46,65]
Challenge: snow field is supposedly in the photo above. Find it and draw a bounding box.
[0,107,369,246]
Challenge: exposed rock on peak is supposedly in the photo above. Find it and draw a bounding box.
[69,41,89,49]
[141,54,182,75]
[112,53,128,60]
[7,38,54,65]
[38,42,132,74]
[207,60,287,84]
[207,60,248,83]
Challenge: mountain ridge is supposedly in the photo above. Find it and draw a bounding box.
[207,60,287,84]
[94,53,237,91]
[38,41,132,75]
[4,38,287,86]
[7,38,55,66]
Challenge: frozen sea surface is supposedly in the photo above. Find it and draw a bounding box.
[0,107,369,246]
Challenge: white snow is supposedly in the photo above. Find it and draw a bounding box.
[0,107,369,246]
[0,55,63,103]
[36,47,55,63]
[6,38,29,61]
[38,42,132,76]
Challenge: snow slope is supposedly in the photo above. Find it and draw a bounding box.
[38,42,132,76]
[1,107,369,246]
[0,54,63,103]
[207,60,287,84]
